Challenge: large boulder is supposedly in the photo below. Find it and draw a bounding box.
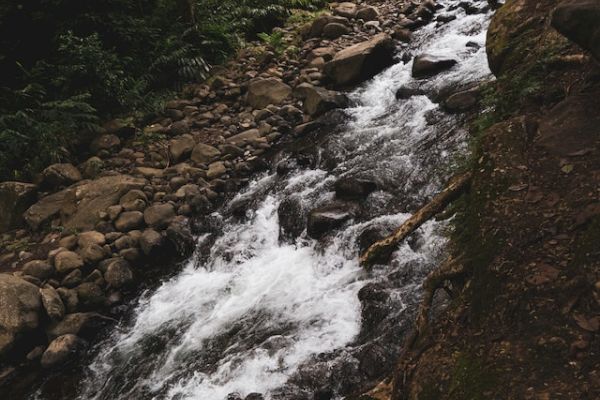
[300,85,349,117]
[40,163,82,189]
[0,182,37,233]
[323,33,395,86]
[246,78,292,109]
[24,175,146,231]
[551,0,600,61]
[412,54,457,78]
[0,274,41,355]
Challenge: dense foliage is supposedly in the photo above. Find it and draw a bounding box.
[0,0,326,181]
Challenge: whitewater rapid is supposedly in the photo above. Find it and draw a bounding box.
[49,3,493,400]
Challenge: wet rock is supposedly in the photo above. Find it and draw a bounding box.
[323,33,395,86]
[166,221,195,259]
[115,211,145,231]
[301,85,349,117]
[169,135,196,162]
[22,260,54,280]
[144,203,175,229]
[552,1,600,61]
[334,2,358,19]
[0,274,41,355]
[334,177,378,200]
[0,181,37,233]
[278,196,305,241]
[412,54,457,78]
[358,283,390,333]
[307,204,355,239]
[40,286,65,321]
[395,86,426,100]
[245,394,265,400]
[139,229,163,256]
[322,22,350,39]
[24,175,146,231]
[246,78,292,109]
[41,163,82,189]
[41,334,86,368]
[104,259,133,288]
[191,143,221,164]
[443,87,481,113]
[54,251,84,274]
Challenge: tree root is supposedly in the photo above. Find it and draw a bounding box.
[391,256,468,400]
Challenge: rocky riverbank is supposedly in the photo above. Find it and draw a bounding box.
[1,0,481,394]
[391,1,600,399]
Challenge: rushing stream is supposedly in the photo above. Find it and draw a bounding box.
[35,3,492,399]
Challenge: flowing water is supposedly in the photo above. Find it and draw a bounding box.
[36,3,492,399]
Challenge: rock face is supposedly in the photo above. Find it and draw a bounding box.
[246,78,292,109]
[41,163,82,189]
[0,274,41,355]
[412,54,457,78]
[0,181,37,233]
[551,0,600,61]
[24,175,146,231]
[323,33,395,86]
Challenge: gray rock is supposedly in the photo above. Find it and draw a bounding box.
[307,204,356,239]
[301,85,349,117]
